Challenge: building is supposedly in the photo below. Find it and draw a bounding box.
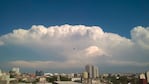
[0,72,17,84]
[35,70,44,76]
[85,64,99,79]
[140,73,147,84]
[85,64,93,78]
[0,69,2,76]
[12,67,20,74]
[82,72,88,79]
[85,64,100,84]
[82,72,88,84]
[39,77,46,83]
[146,71,149,84]
[71,77,81,82]
[92,66,99,78]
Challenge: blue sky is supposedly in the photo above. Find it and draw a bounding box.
[0,0,149,73]
[1,0,149,37]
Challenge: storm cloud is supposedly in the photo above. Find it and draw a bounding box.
[0,24,149,72]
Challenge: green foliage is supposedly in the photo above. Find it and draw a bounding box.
[46,76,57,82]
[105,75,139,84]
[46,76,71,83]
[60,76,71,81]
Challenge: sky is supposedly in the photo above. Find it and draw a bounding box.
[0,0,149,73]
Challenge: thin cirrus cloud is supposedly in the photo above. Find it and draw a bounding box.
[0,24,149,71]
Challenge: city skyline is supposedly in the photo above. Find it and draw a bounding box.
[0,0,149,73]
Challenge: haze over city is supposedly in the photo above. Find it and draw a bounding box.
[0,0,149,73]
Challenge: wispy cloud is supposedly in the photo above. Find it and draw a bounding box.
[9,60,82,69]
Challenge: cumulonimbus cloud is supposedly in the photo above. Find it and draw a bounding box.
[0,24,149,71]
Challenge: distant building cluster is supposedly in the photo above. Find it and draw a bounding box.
[0,67,20,84]
[0,66,148,84]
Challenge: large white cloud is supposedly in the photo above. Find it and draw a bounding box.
[0,24,149,72]
[84,46,106,57]
[131,26,149,49]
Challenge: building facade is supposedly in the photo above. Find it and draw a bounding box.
[146,71,149,84]
[85,64,99,79]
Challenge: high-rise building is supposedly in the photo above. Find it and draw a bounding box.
[146,71,149,84]
[92,66,99,78]
[85,64,99,79]
[0,69,2,76]
[85,64,93,78]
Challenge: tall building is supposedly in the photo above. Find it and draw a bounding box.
[85,64,99,79]
[92,66,99,78]
[146,71,149,84]
[0,69,2,77]
[85,64,93,78]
